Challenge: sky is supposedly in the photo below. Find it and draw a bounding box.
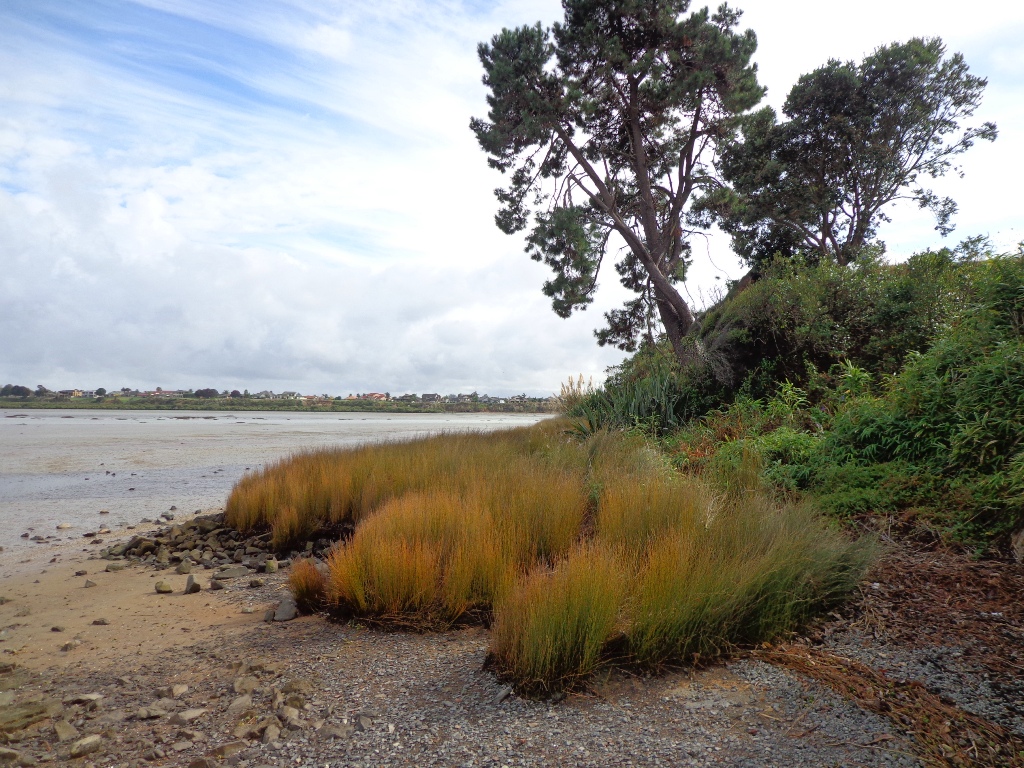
[1,1,1021,397]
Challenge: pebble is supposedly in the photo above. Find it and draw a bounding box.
[154,581,173,594]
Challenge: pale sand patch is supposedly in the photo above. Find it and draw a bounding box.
[0,513,277,674]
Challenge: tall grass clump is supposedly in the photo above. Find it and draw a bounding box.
[227,422,872,692]
[489,544,625,694]
[289,557,328,612]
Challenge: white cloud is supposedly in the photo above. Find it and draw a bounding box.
[0,0,1021,395]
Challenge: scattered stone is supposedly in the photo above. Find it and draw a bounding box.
[233,676,259,694]
[226,694,252,715]
[210,741,246,758]
[281,678,312,695]
[320,723,354,740]
[105,561,126,572]
[60,640,81,652]
[154,581,173,594]
[50,626,64,633]
[92,618,109,626]
[277,705,299,722]
[262,723,281,744]
[208,580,224,591]
[175,560,192,575]
[273,596,298,622]
[69,734,103,758]
[169,709,207,725]
[83,580,97,588]
[74,570,87,577]
[155,684,188,699]
[56,523,72,530]
[241,606,254,614]
[0,700,62,732]
[0,746,35,766]
[248,578,265,588]
[215,565,249,580]
[188,758,217,768]
[53,720,79,742]
[493,684,513,704]
[62,693,103,705]
[263,558,278,574]
[135,707,166,720]
[184,575,201,594]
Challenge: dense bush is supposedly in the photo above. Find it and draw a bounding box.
[669,251,1024,547]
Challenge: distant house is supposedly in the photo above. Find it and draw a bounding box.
[421,393,440,403]
[360,392,389,401]
[395,394,420,402]
[280,391,301,400]
[58,389,84,398]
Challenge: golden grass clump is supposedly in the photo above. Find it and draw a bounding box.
[227,422,874,692]
[489,544,625,694]
[289,557,328,612]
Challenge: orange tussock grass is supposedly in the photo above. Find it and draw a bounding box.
[489,543,626,694]
[289,557,328,612]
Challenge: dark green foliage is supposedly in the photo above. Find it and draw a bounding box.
[704,38,997,268]
[1,384,32,398]
[472,1,764,361]
[697,248,970,394]
[667,251,1024,548]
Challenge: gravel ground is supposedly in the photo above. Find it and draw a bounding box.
[1,563,920,768]
[5,531,1022,768]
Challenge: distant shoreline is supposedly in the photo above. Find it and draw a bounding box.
[0,398,557,414]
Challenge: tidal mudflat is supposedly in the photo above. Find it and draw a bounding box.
[0,410,547,552]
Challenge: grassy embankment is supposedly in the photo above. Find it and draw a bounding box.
[227,421,871,693]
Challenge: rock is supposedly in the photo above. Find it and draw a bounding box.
[273,596,298,622]
[188,758,217,768]
[0,699,63,732]
[83,580,97,588]
[62,693,103,705]
[319,723,354,740]
[74,570,87,577]
[184,575,201,594]
[210,741,246,758]
[92,618,109,626]
[263,609,275,622]
[53,720,78,742]
[56,523,72,530]
[59,640,81,652]
[249,578,265,588]
[281,678,312,695]
[233,676,259,694]
[208,580,224,591]
[135,707,166,720]
[105,561,126,572]
[355,713,373,731]
[263,559,278,574]
[226,694,252,715]
[277,705,299,721]
[169,709,207,725]
[154,581,173,594]
[0,746,35,766]
[493,684,513,704]
[155,684,188,699]
[261,723,281,744]
[69,734,103,758]
[50,625,64,633]
[175,560,192,575]
[215,565,249,579]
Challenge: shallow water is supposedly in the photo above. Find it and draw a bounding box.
[0,409,548,551]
